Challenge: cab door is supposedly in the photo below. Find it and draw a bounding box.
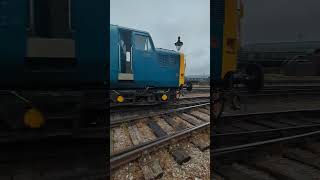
[118,29,134,81]
[132,32,156,85]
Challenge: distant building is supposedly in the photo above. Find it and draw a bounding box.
[185,75,210,83]
[243,41,320,52]
[239,41,320,67]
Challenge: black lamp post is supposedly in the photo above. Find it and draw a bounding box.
[175,36,183,51]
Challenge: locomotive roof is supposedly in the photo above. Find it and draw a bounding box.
[156,48,180,55]
[110,24,180,55]
[110,24,149,34]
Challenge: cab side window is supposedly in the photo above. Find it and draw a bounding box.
[29,0,72,38]
[135,35,153,51]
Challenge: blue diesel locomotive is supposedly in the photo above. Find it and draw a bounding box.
[110,25,188,105]
[0,0,108,131]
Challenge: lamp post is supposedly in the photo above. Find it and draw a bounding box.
[175,36,183,51]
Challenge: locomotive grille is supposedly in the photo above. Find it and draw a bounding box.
[159,54,178,67]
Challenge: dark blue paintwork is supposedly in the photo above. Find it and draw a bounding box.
[110,24,181,90]
[212,0,225,81]
[0,0,108,88]
[0,0,28,86]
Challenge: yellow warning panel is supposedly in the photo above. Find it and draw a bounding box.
[221,0,240,79]
[179,53,186,86]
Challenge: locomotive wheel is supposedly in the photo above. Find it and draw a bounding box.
[245,64,264,92]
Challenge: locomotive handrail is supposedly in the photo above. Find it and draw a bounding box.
[130,46,133,72]
[28,0,34,31]
[118,44,121,72]
[68,0,73,31]
[9,91,32,105]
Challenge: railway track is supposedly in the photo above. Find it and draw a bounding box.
[111,96,209,110]
[110,82,320,179]
[110,96,209,125]
[215,109,320,147]
[232,85,320,97]
[213,109,320,180]
[110,102,210,179]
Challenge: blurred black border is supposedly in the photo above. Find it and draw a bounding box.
[0,0,110,179]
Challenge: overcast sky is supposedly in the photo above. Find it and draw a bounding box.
[242,0,320,45]
[111,0,210,76]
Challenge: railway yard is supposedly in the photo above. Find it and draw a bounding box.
[215,77,320,180]
[110,92,210,179]
[213,110,320,180]
[2,79,320,179]
[110,78,320,180]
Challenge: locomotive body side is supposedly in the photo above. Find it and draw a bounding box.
[0,0,108,88]
[0,1,108,132]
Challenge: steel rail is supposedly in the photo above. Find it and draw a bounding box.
[221,108,320,118]
[110,122,210,170]
[215,123,320,138]
[214,123,320,149]
[110,102,210,127]
[213,129,320,156]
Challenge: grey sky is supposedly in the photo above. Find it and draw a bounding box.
[242,0,320,45]
[111,0,210,75]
